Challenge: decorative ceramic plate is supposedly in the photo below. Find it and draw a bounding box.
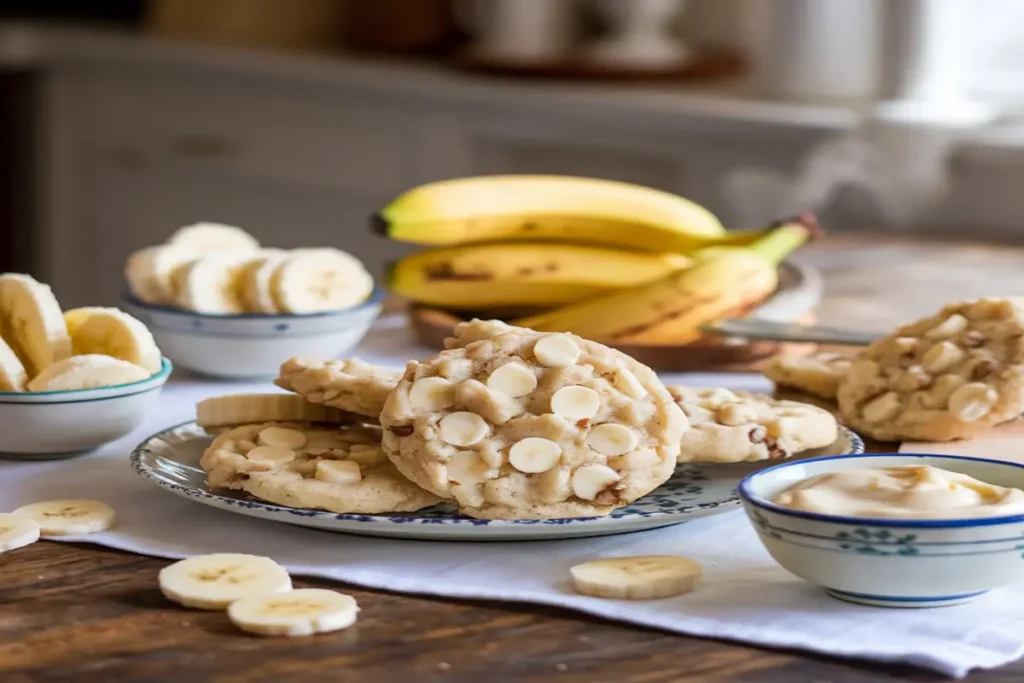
[131,421,863,541]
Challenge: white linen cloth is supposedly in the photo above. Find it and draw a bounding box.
[2,318,1022,679]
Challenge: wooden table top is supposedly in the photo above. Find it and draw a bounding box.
[7,233,1024,682]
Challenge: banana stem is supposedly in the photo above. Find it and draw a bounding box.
[747,214,820,266]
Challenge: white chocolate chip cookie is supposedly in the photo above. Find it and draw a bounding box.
[379,330,688,520]
[443,319,517,349]
[837,298,1024,442]
[201,423,441,514]
[669,386,838,463]
[275,357,401,419]
[761,352,853,399]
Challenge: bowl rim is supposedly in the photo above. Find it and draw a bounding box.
[738,452,1024,529]
[121,286,385,320]
[0,356,173,401]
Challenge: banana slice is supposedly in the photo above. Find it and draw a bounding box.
[0,513,40,551]
[0,334,27,391]
[173,253,251,314]
[240,249,288,314]
[167,222,260,253]
[159,553,292,610]
[570,555,702,600]
[227,588,359,637]
[196,393,354,432]
[12,499,116,536]
[27,354,151,392]
[65,307,162,374]
[124,245,200,305]
[271,249,374,314]
[0,273,72,377]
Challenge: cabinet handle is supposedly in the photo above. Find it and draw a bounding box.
[171,135,242,160]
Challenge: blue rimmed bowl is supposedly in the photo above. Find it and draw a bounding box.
[0,357,172,459]
[123,288,384,380]
[739,453,1024,608]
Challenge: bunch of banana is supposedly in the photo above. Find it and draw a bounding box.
[374,174,817,344]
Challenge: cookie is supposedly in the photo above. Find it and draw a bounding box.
[275,357,401,419]
[379,329,688,520]
[669,386,838,463]
[836,298,1024,442]
[201,422,440,514]
[443,319,516,349]
[761,351,853,399]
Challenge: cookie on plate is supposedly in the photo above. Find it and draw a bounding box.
[379,329,688,520]
[275,357,401,419]
[761,351,853,400]
[443,319,516,349]
[669,386,838,463]
[196,393,359,434]
[837,298,1024,442]
[201,422,441,514]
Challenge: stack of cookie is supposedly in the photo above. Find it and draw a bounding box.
[763,298,1024,443]
[197,319,842,521]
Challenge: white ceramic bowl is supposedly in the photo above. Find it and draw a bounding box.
[0,357,172,459]
[739,453,1024,608]
[123,289,384,380]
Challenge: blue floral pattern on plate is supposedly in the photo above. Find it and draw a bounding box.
[130,421,864,541]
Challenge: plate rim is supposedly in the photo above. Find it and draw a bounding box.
[129,421,864,529]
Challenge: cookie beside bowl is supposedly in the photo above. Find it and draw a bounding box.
[0,357,172,459]
[740,453,1024,608]
[123,289,384,380]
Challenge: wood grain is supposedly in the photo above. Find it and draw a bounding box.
[1,540,991,683]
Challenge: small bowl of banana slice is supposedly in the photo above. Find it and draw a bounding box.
[0,273,173,458]
[122,223,382,379]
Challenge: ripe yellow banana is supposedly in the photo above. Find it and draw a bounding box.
[513,216,819,345]
[387,243,691,310]
[373,175,758,253]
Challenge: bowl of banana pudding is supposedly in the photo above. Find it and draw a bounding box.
[123,223,383,380]
[740,452,1024,608]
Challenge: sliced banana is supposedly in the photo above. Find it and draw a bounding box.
[159,553,292,610]
[0,273,72,377]
[0,334,27,391]
[124,244,200,305]
[167,222,261,253]
[0,512,40,552]
[12,499,116,536]
[27,354,151,392]
[240,249,288,314]
[227,588,359,637]
[174,253,252,314]
[570,555,702,600]
[65,307,162,374]
[195,393,353,432]
[271,249,374,314]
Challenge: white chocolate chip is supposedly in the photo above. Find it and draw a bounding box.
[571,465,620,501]
[616,449,660,470]
[716,402,758,426]
[508,437,563,473]
[533,334,581,368]
[246,445,296,464]
[550,386,600,420]
[437,411,490,447]
[921,341,965,374]
[894,365,932,393]
[257,427,307,450]
[409,377,456,411]
[613,368,647,399]
[931,373,967,407]
[447,450,494,485]
[925,313,968,340]
[851,359,881,378]
[315,459,361,485]
[698,388,737,409]
[586,423,638,456]
[948,382,998,422]
[486,363,537,397]
[862,392,901,423]
[892,337,919,354]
